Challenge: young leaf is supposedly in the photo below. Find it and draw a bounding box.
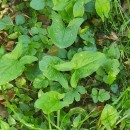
[5,42,23,59]
[48,12,84,48]
[95,0,111,21]
[15,14,25,25]
[0,120,10,130]
[8,32,19,39]
[73,114,81,128]
[18,35,31,44]
[33,76,49,89]
[98,89,110,102]
[103,59,120,85]
[73,0,90,17]
[52,0,70,11]
[91,88,98,103]
[39,56,69,89]
[64,86,86,104]
[35,91,65,114]
[0,15,13,30]
[100,104,118,129]
[30,0,46,10]
[107,44,120,59]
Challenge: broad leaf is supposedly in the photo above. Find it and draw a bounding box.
[98,89,110,102]
[0,15,13,30]
[30,0,46,10]
[95,0,111,21]
[19,56,37,65]
[39,56,69,89]
[64,86,86,104]
[33,76,49,89]
[73,0,90,17]
[55,51,105,70]
[100,104,118,130]
[103,59,120,85]
[5,42,23,59]
[55,51,106,88]
[52,0,70,11]
[15,14,25,25]
[35,91,65,114]
[0,43,37,85]
[48,12,84,48]
[71,57,105,87]
[91,88,98,103]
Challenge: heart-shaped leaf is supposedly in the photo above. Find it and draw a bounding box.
[35,91,65,114]
[48,12,84,48]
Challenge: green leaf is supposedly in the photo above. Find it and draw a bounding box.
[73,0,84,17]
[52,0,70,11]
[64,86,86,104]
[30,27,39,35]
[8,32,19,39]
[30,0,46,10]
[103,59,120,85]
[0,15,13,30]
[55,51,106,88]
[48,12,84,48]
[107,44,120,59]
[4,42,23,59]
[0,43,37,85]
[15,14,25,25]
[35,91,65,114]
[25,64,42,81]
[91,88,98,103]
[73,0,90,17]
[73,114,81,128]
[100,104,118,130]
[33,76,49,89]
[55,51,105,70]
[39,56,69,89]
[19,55,38,65]
[18,35,31,44]
[8,116,16,125]
[98,89,110,102]
[95,0,111,21]
[0,120,10,130]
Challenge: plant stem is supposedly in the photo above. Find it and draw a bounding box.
[57,110,60,127]
[48,114,52,130]
[1,86,43,130]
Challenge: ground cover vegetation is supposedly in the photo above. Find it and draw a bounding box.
[0,0,130,129]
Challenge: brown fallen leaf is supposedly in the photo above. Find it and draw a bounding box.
[5,90,16,100]
[0,104,8,118]
[47,45,60,56]
[5,41,15,51]
[91,18,102,26]
[122,1,129,12]
[109,32,118,41]
[0,95,4,101]
[96,32,118,45]
[96,34,110,45]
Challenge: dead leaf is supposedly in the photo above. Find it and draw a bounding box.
[0,104,8,118]
[47,45,60,55]
[96,34,110,45]
[91,18,102,26]
[109,32,118,40]
[5,90,16,100]
[5,41,15,51]
[0,95,4,101]
[122,1,129,12]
